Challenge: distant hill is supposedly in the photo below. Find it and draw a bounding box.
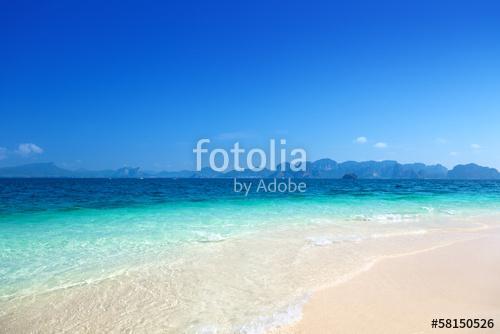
[268,159,450,179]
[448,163,500,180]
[0,163,73,178]
[0,163,144,179]
[1,161,499,179]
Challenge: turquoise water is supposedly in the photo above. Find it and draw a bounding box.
[1,179,500,301]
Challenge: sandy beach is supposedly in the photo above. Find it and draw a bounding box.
[1,219,499,333]
[0,211,500,334]
[275,231,500,334]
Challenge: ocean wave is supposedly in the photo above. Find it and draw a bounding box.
[306,234,363,246]
[193,231,226,243]
[352,213,420,223]
[351,214,371,221]
[236,294,311,334]
[194,294,310,334]
[372,213,419,223]
[306,229,429,247]
[370,229,428,239]
[421,206,435,213]
[306,236,333,246]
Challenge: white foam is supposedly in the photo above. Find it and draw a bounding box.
[421,206,435,213]
[306,236,333,246]
[351,214,370,221]
[237,294,310,334]
[372,213,418,223]
[351,213,419,223]
[193,231,226,243]
[370,229,428,239]
[307,234,363,246]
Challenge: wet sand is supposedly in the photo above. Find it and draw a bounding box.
[1,222,498,333]
[274,232,500,334]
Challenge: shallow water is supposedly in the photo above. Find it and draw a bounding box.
[1,179,500,332]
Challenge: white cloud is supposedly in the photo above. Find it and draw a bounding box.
[470,144,481,150]
[354,136,367,144]
[449,151,459,156]
[0,147,6,160]
[435,137,448,144]
[373,142,387,149]
[17,143,44,156]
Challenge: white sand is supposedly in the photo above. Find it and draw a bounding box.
[274,232,500,333]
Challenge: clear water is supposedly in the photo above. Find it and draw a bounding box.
[1,179,500,332]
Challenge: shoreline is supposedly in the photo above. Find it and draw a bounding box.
[273,230,500,333]
[1,220,498,333]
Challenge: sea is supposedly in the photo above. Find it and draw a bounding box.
[1,178,499,333]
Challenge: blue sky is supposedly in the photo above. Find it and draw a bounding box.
[1,0,500,170]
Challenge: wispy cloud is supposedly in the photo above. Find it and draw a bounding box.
[449,151,459,156]
[354,136,367,144]
[470,144,481,150]
[373,142,387,149]
[0,147,6,160]
[17,143,44,156]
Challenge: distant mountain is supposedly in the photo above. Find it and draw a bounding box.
[448,163,500,180]
[266,159,449,179]
[0,163,143,178]
[0,163,72,177]
[1,161,499,179]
